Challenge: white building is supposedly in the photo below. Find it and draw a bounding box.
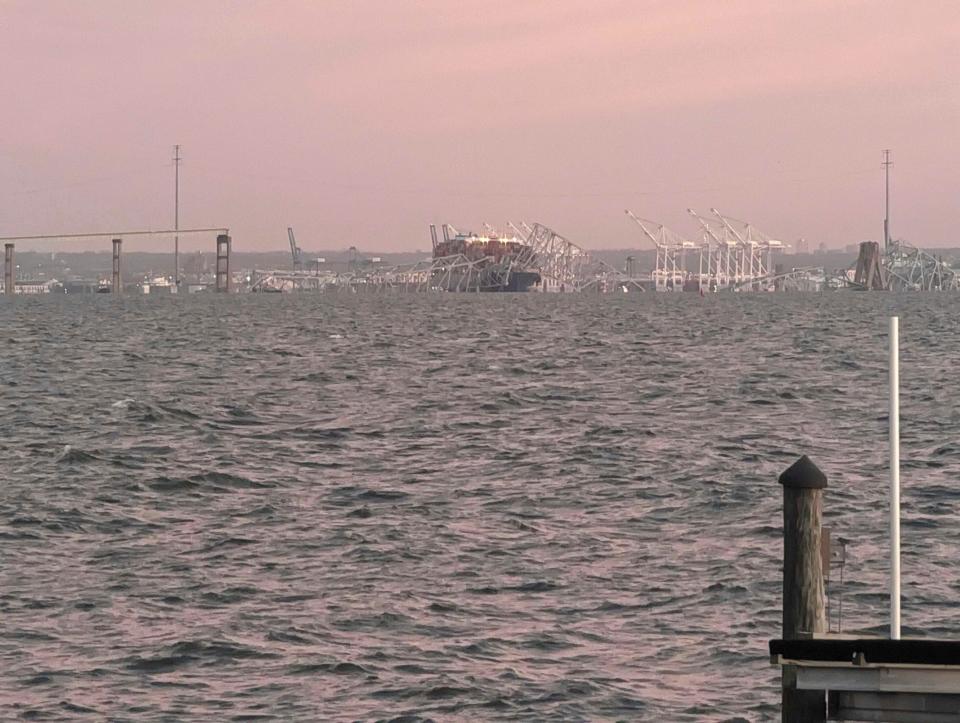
[0,279,59,294]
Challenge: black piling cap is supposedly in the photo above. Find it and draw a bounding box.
[779,455,828,489]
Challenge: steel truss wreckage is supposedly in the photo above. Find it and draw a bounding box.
[520,223,644,292]
[722,239,960,293]
[252,223,645,293]
[849,240,960,291]
[249,222,959,295]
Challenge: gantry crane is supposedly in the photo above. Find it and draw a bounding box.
[688,208,738,289]
[711,209,786,290]
[288,227,303,272]
[625,211,701,291]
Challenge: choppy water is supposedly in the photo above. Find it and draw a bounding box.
[2,291,960,721]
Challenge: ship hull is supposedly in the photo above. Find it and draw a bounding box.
[432,266,541,292]
[485,270,540,292]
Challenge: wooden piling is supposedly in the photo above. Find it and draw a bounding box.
[4,243,13,296]
[215,234,231,292]
[112,238,122,295]
[779,455,828,722]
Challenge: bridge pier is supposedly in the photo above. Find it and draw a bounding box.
[216,234,231,292]
[112,238,122,294]
[4,243,13,296]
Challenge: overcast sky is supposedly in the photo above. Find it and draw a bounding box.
[0,0,957,252]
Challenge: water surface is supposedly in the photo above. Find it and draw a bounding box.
[1,292,957,720]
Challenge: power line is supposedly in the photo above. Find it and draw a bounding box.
[182,163,880,200]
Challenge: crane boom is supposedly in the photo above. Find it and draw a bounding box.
[711,209,786,249]
[288,227,303,271]
[710,209,747,245]
[687,208,725,245]
[625,210,666,249]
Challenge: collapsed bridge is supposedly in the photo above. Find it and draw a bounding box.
[252,222,645,293]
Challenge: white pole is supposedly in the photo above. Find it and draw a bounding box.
[889,315,901,640]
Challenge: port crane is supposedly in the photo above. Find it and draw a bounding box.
[288,227,303,272]
[625,211,701,291]
[688,208,740,289]
[711,209,786,290]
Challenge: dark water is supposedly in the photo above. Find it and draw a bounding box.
[2,292,959,721]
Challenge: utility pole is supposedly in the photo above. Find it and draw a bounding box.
[174,144,181,288]
[882,149,892,251]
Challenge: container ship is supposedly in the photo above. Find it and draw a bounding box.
[430,226,541,292]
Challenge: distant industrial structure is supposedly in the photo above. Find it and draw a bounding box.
[287,227,303,272]
[852,240,959,291]
[625,208,791,291]
[0,228,230,295]
[2,150,957,296]
[250,222,645,293]
[3,223,958,296]
[616,151,960,293]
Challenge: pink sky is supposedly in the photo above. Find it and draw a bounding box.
[0,0,957,252]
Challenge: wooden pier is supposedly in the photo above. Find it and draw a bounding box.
[771,456,960,721]
[773,637,960,721]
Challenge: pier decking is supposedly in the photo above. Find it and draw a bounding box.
[772,637,960,721]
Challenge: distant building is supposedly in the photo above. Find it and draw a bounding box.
[0,279,59,294]
[142,276,175,294]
